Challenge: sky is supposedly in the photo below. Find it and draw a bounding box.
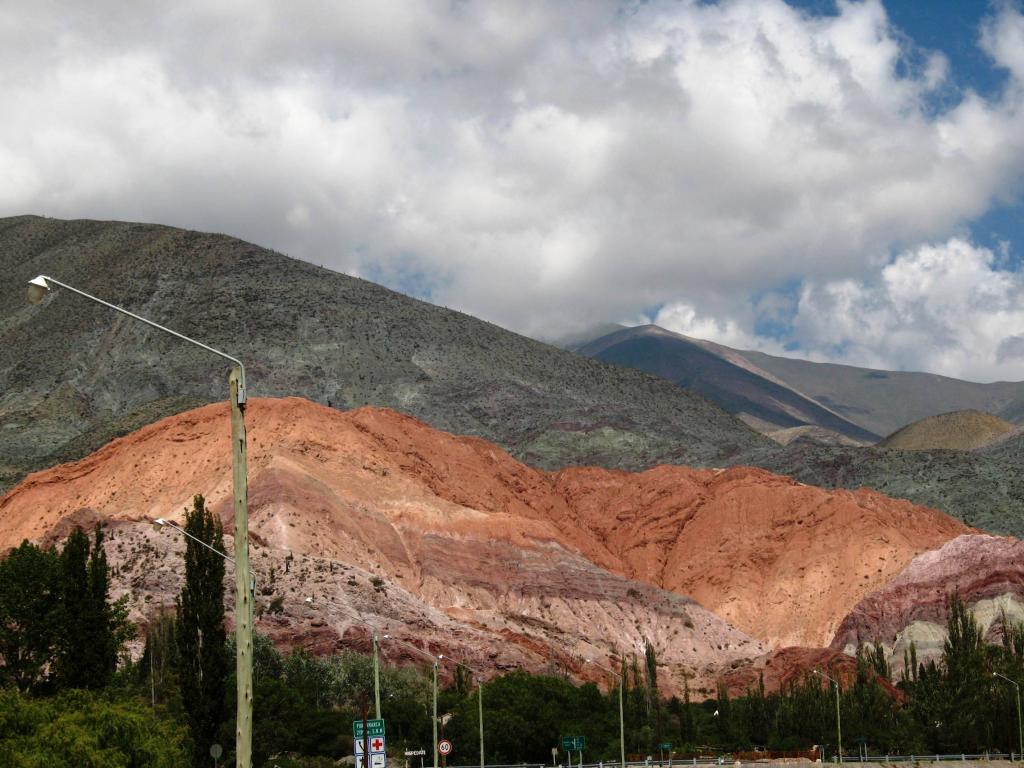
[3,1,1024,382]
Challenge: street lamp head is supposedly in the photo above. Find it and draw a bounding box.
[27,275,50,304]
[152,517,168,532]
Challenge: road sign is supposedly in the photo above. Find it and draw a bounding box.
[561,736,586,751]
[405,750,427,757]
[658,743,673,750]
[354,719,386,738]
[438,740,453,755]
[357,754,387,768]
[356,736,387,754]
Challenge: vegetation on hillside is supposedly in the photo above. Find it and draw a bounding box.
[3,523,1023,765]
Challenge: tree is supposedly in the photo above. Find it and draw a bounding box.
[0,687,187,766]
[0,541,61,692]
[176,494,228,768]
[55,525,129,690]
[56,527,91,689]
[139,609,181,708]
[939,594,988,750]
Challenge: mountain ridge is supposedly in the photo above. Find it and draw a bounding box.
[0,215,769,494]
[0,396,970,653]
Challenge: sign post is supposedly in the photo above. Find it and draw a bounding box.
[354,719,387,768]
[659,743,673,764]
[438,739,453,762]
[561,736,586,768]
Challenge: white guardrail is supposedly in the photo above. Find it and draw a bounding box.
[445,757,1019,768]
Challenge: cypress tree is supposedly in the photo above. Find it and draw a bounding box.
[57,527,91,688]
[176,494,228,768]
[55,525,126,690]
[84,525,117,687]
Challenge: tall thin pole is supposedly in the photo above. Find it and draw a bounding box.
[478,681,485,768]
[433,662,439,768]
[833,681,842,764]
[1017,685,1023,762]
[373,634,382,719]
[231,368,253,768]
[619,678,626,768]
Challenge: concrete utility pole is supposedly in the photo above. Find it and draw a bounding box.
[230,367,253,768]
[27,275,254,768]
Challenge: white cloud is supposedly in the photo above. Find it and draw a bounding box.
[789,237,1024,380]
[2,0,1024,377]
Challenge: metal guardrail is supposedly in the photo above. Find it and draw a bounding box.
[446,757,1019,768]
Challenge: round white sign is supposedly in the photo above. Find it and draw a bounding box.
[438,740,453,755]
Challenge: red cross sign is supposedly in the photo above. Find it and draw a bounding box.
[372,739,384,752]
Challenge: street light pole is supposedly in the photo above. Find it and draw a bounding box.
[814,669,842,764]
[478,679,484,768]
[27,274,253,768]
[994,672,1023,760]
[433,661,439,768]
[373,633,382,720]
[154,518,235,562]
[587,657,626,768]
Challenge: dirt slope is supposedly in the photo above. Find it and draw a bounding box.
[880,410,1016,450]
[0,398,968,658]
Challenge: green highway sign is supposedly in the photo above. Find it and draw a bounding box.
[354,719,386,739]
[658,743,673,750]
[561,736,586,751]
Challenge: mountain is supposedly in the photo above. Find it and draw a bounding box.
[575,325,879,443]
[738,350,1024,438]
[573,324,1024,441]
[0,398,972,680]
[879,410,1017,451]
[569,325,1024,538]
[757,441,1024,539]
[830,534,1024,670]
[0,215,771,495]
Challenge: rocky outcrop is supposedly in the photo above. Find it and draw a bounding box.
[552,465,967,647]
[1,398,764,693]
[0,397,972,684]
[830,534,1024,669]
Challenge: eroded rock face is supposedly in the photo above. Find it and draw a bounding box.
[830,534,1024,670]
[0,397,971,689]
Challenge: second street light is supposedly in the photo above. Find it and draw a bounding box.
[994,672,1023,760]
[814,669,843,764]
[587,657,625,768]
[28,274,255,768]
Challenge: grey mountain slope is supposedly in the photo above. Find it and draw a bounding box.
[0,215,770,493]
[738,349,1024,438]
[576,325,879,443]
[753,441,1024,539]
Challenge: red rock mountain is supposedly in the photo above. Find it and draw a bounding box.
[830,534,1024,670]
[0,397,970,687]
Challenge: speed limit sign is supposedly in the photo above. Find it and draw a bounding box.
[438,740,453,755]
